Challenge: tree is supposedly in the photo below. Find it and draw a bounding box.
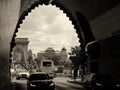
[69,46,81,79]
[69,46,81,66]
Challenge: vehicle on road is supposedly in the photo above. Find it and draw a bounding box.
[27,72,55,90]
[85,74,120,90]
[37,60,55,78]
[16,71,29,80]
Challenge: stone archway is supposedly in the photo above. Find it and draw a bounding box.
[11,0,94,58]
[10,0,83,51]
[10,1,94,89]
[10,0,95,82]
[10,0,83,77]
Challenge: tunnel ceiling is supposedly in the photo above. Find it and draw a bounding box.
[20,0,120,20]
[15,0,120,46]
[74,0,120,20]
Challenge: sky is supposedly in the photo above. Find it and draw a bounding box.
[17,5,80,54]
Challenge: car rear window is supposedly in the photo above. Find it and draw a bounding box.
[29,74,48,80]
[43,62,52,66]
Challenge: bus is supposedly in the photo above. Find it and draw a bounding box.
[39,60,55,77]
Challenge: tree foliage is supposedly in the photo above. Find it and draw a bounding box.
[69,46,81,69]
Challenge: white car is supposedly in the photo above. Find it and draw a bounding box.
[16,71,30,80]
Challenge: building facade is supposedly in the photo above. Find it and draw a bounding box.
[37,47,68,64]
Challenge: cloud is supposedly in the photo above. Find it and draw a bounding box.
[17,5,80,54]
[36,5,60,24]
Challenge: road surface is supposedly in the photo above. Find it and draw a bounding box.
[13,77,86,90]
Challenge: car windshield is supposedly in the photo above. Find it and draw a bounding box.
[29,74,49,80]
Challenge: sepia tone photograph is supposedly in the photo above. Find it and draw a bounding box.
[0,0,120,90]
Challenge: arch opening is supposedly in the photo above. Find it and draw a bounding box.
[10,0,95,84]
[11,1,82,81]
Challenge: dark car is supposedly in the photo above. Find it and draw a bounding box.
[27,72,55,90]
[85,74,120,90]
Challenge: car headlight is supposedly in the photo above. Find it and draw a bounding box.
[30,83,36,87]
[49,83,54,86]
[116,84,120,87]
[96,83,103,86]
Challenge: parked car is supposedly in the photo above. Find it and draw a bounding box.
[85,74,120,90]
[16,71,30,80]
[27,72,55,90]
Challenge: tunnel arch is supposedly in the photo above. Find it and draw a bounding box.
[76,11,95,45]
[10,0,95,69]
[11,1,78,55]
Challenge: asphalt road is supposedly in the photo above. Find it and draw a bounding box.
[14,77,86,90]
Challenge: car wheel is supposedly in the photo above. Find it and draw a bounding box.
[49,88,54,90]
[87,87,92,90]
[91,86,96,90]
[27,86,32,90]
[49,87,55,90]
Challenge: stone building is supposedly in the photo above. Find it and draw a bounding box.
[37,47,68,64]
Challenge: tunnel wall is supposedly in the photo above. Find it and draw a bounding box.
[98,34,120,80]
[90,4,120,40]
[88,4,120,80]
[0,0,21,90]
[88,34,120,81]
